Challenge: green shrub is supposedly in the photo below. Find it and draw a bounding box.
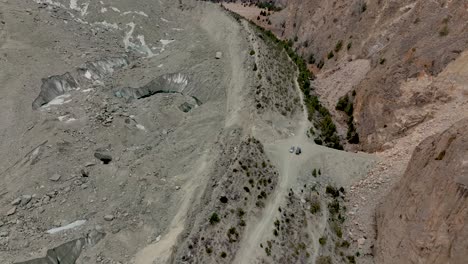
[312,169,317,177]
[209,213,220,225]
[361,3,367,13]
[310,198,321,214]
[327,51,334,59]
[220,252,227,258]
[379,58,386,64]
[347,42,352,50]
[439,25,449,36]
[336,95,349,111]
[331,222,343,238]
[250,50,256,56]
[317,256,332,264]
[341,240,350,248]
[206,247,213,254]
[335,40,343,52]
[328,200,340,215]
[326,185,340,197]
[308,54,316,64]
[319,237,327,245]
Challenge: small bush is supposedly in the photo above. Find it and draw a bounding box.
[347,42,352,50]
[319,237,327,245]
[336,95,349,111]
[335,40,343,52]
[310,198,321,214]
[379,58,386,65]
[347,255,356,264]
[239,219,246,226]
[308,54,316,64]
[326,185,340,198]
[361,3,367,13]
[328,200,340,215]
[439,25,449,36]
[317,60,325,69]
[331,222,343,238]
[206,247,212,254]
[209,213,220,225]
[220,252,227,258]
[237,208,245,217]
[317,256,332,264]
[327,51,334,59]
[312,169,317,177]
[253,63,258,71]
[250,50,256,56]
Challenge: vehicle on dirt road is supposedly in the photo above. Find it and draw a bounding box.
[295,147,302,155]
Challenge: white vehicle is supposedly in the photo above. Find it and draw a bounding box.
[289,146,295,153]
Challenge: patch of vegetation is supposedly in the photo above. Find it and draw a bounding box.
[209,213,220,225]
[336,93,359,144]
[227,227,239,242]
[256,2,282,12]
[327,51,335,59]
[250,50,256,56]
[361,2,367,13]
[326,185,340,198]
[317,256,332,264]
[312,168,317,177]
[335,40,343,52]
[308,53,316,64]
[379,58,386,65]
[331,222,343,238]
[336,95,349,111]
[220,252,227,258]
[439,25,449,36]
[205,247,213,254]
[341,240,350,248]
[328,199,340,215]
[248,17,342,150]
[310,198,321,214]
[347,42,352,50]
[265,246,271,256]
[319,236,327,245]
[347,255,356,264]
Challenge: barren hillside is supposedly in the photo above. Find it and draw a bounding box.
[376,118,468,264]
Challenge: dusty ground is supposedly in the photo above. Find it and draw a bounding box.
[0,0,255,263]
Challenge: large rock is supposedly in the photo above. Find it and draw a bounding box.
[32,72,78,109]
[376,118,468,264]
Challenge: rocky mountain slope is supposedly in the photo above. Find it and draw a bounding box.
[223,1,468,264]
[232,0,468,151]
[376,118,468,264]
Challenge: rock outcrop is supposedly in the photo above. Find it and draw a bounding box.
[375,118,468,264]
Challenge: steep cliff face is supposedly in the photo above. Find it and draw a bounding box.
[260,0,468,150]
[375,118,468,264]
